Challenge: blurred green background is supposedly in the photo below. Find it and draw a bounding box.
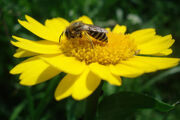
[0,0,180,119]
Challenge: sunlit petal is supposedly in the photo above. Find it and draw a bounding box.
[11,36,61,54]
[10,57,60,85]
[112,24,127,34]
[89,63,121,86]
[40,54,86,75]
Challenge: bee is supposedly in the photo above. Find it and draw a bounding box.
[59,21,108,47]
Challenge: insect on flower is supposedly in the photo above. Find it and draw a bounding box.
[59,21,108,48]
[10,15,180,101]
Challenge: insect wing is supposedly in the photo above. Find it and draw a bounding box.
[82,24,108,33]
[90,25,108,33]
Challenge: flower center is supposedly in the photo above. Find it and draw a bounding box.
[60,32,138,65]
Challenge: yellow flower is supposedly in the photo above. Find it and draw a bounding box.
[10,15,180,101]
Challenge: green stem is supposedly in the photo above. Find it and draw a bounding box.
[33,81,55,120]
[85,81,103,120]
[34,73,65,120]
[25,87,35,119]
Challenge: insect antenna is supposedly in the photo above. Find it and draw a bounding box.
[59,32,64,43]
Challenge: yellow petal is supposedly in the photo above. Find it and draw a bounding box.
[13,48,38,58]
[106,27,111,32]
[120,58,157,73]
[10,57,60,86]
[72,68,101,100]
[40,54,86,75]
[55,68,101,101]
[18,15,65,42]
[112,56,180,77]
[89,63,121,86]
[112,24,127,34]
[10,57,36,74]
[11,36,61,54]
[131,56,180,70]
[110,64,144,78]
[45,17,69,30]
[153,49,173,56]
[73,16,93,24]
[138,35,174,55]
[130,28,156,44]
[55,74,76,101]
[45,17,69,41]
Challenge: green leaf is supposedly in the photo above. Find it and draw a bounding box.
[99,92,174,120]
[141,66,180,91]
[10,101,26,120]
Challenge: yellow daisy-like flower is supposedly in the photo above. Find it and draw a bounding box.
[10,15,180,101]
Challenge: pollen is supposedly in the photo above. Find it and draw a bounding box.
[60,32,138,65]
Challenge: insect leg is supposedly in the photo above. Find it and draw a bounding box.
[84,32,94,49]
[134,49,140,55]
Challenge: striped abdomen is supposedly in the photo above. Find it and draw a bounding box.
[87,31,108,42]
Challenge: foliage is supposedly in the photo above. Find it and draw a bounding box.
[0,0,180,119]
